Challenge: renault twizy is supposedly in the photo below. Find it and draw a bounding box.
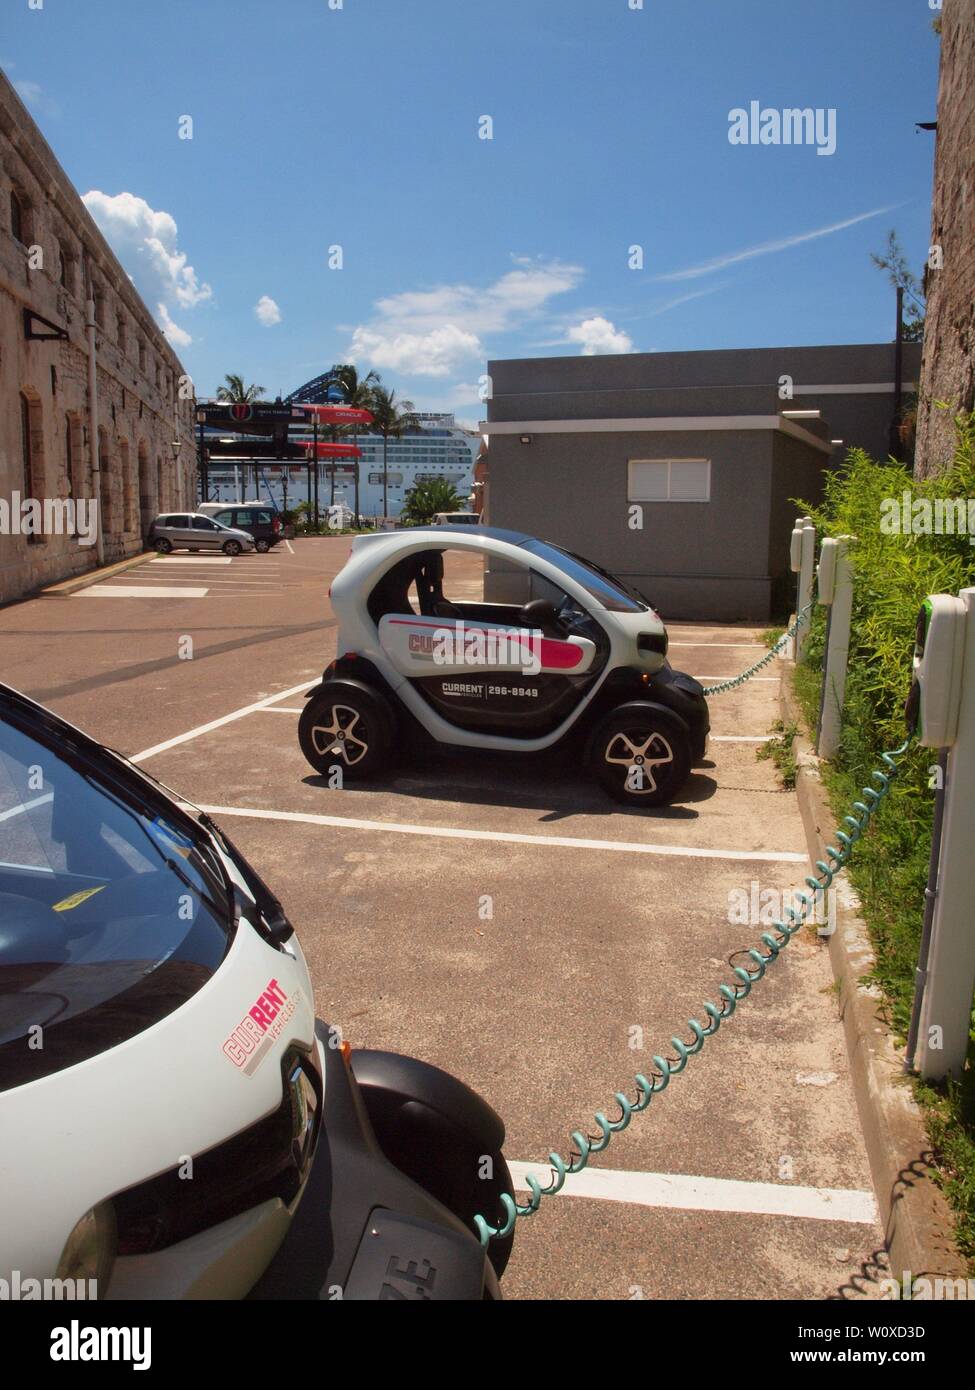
[300,526,709,806]
[0,683,513,1300]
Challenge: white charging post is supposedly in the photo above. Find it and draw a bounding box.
[791,518,816,663]
[913,588,975,1081]
[816,536,854,760]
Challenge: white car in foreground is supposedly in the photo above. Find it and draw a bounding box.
[0,683,513,1300]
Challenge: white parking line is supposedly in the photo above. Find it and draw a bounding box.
[254,706,304,713]
[77,585,210,599]
[0,792,53,823]
[129,681,317,762]
[151,557,233,565]
[696,676,781,683]
[285,540,295,554]
[196,803,808,863]
[669,642,766,649]
[710,735,772,743]
[508,1162,877,1224]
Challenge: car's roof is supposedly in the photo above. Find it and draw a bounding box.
[413,523,533,544]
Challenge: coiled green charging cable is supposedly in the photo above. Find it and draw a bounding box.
[473,721,911,1245]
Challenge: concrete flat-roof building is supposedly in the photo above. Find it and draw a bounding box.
[482,342,921,621]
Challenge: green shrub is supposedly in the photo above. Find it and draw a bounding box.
[794,413,975,1262]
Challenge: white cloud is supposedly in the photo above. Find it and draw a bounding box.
[565,315,633,356]
[346,256,583,377]
[13,79,59,117]
[82,191,211,346]
[255,295,282,327]
[655,205,898,283]
[157,303,192,349]
[347,323,481,378]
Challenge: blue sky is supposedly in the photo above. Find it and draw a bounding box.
[3,0,941,422]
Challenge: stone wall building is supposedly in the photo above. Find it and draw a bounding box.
[915,1,975,477]
[0,71,197,605]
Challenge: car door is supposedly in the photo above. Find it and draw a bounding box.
[375,547,601,735]
[191,516,223,549]
[168,514,194,548]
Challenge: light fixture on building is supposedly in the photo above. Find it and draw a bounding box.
[781,410,821,419]
[831,439,844,446]
[519,434,532,445]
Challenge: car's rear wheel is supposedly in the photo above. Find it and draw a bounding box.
[255,537,270,553]
[588,702,691,806]
[222,539,242,556]
[298,681,394,780]
[153,537,172,554]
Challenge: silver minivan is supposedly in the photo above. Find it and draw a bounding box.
[147,512,256,556]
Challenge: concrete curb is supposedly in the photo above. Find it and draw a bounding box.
[780,665,967,1281]
[38,550,154,597]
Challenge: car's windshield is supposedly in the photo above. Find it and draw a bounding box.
[519,539,648,612]
[0,709,235,1091]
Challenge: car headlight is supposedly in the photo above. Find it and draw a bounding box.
[55,1202,117,1298]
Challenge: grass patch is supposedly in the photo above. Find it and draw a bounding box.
[757,719,799,789]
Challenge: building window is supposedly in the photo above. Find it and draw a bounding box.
[10,188,26,245]
[20,393,42,544]
[627,458,711,503]
[98,428,113,531]
[94,288,107,332]
[138,339,147,373]
[116,312,127,353]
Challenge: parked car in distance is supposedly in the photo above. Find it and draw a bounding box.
[206,504,283,552]
[147,512,256,556]
[433,512,480,526]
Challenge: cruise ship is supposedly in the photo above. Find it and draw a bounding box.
[202,410,478,520]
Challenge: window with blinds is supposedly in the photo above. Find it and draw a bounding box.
[627,459,711,502]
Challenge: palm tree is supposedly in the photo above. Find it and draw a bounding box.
[369,385,419,520]
[322,365,381,521]
[216,374,266,403]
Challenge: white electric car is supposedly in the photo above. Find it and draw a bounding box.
[0,683,513,1299]
[300,526,710,806]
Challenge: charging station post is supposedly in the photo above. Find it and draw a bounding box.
[913,587,975,1081]
[790,518,816,662]
[816,536,854,760]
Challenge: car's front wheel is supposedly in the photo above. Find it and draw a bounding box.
[298,681,394,780]
[153,537,172,554]
[588,702,691,806]
[222,539,242,556]
[255,537,270,553]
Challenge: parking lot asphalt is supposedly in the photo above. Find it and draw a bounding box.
[0,537,890,1300]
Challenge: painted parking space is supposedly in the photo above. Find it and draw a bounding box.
[4,539,887,1298]
[73,546,305,601]
[118,624,883,1296]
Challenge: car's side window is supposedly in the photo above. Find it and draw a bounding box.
[192,517,217,530]
[257,512,272,525]
[214,511,234,527]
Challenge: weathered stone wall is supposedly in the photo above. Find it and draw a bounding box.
[0,72,197,604]
[915,1,975,477]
